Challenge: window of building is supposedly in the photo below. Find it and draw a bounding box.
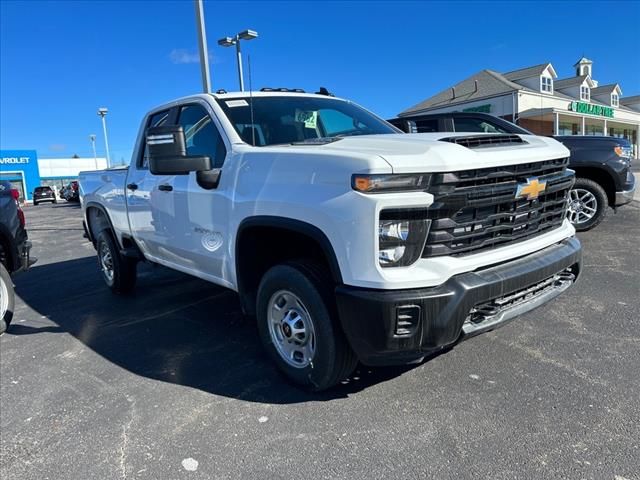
[178,104,227,168]
[580,86,590,101]
[611,93,619,107]
[541,76,553,93]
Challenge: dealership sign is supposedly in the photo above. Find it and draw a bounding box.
[569,101,614,118]
[0,150,40,202]
[1,156,30,165]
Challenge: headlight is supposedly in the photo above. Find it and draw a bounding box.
[353,173,431,193]
[378,210,431,267]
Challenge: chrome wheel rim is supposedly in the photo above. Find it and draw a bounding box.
[567,188,597,225]
[267,290,316,369]
[0,276,8,321]
[99,241,114,284]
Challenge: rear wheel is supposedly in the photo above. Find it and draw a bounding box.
[96,230,137,294]
[567,178,608,231]
[0,263,14,335]
[33,201,38,206]
[256,261,357,391]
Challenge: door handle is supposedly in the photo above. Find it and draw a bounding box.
[126,183,138,191]
[158,184,173,192]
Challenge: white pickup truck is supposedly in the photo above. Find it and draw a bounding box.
[79,89,582,390]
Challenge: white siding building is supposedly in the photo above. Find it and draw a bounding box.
[400,57,640,158]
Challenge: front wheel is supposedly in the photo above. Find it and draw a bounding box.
[256,261,357,391]
[96,230,137,294]
[0,263,15,335]
[567,178,608,231]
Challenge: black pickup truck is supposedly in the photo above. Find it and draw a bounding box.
[388,112,636,231]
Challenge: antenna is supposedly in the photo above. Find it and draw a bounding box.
[248,54,256,146]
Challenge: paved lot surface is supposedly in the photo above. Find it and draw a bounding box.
[1,200,639,480]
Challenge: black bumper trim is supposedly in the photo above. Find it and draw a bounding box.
[335,237,582,366]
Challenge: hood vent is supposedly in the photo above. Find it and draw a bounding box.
[440,134,527,149]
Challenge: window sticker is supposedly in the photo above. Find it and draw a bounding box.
[295,109,318,129]
[226,99,249,108]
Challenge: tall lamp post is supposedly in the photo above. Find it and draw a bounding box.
[97,108,111,168]
[218,30,258,91]
[194,0,211,93]
[89,134,98,170]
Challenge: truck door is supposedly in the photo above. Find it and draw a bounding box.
[126,108,175,258]
[149,102,230,281]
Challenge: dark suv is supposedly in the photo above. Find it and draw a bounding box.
[33,186,57,205]
[1,181,35,334]
[388,112,636,231]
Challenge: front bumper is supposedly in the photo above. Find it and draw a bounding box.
[615,171,636,206]
[335,237,582,366]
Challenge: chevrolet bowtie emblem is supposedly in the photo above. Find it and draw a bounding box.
[516,177,547,200]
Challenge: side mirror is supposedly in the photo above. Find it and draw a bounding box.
[146,125,212,175]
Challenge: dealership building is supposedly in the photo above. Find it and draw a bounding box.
[0,150,107,202]
[399,57,640,158]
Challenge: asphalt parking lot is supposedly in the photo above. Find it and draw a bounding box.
[1,198,639,480]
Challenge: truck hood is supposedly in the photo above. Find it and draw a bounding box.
[312,133,570,173]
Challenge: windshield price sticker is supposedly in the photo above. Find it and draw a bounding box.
[295,110,318,129]
[226,99,249,108]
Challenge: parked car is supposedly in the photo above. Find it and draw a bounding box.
[555,136,635,230]
[80,90,581,391]
[62,181,79,202]
[32,185,57,205]
[0,181,34,334]
[389,111,636,231]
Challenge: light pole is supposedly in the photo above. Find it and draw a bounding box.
[194,0,211,93]
[218,30,258,91]
[89,134,98,169]
[97,108,111,168]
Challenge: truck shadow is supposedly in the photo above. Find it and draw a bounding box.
[12,257,418,403]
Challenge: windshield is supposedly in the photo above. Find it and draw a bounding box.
[216,96,397,146]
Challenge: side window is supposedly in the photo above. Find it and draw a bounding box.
[140,110,171,168]
[453,118,508,134]
[178,104,227,168]
[415,119,439,133]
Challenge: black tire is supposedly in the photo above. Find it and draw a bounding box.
[33,201,38,206]
[256,260,357,391]
[568,178,608,232]
[0,263,14,335]
[95,230,137,294]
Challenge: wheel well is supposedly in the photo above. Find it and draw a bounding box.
[572,167,616,205]
[236,224,340,316]
[86,206,115,246]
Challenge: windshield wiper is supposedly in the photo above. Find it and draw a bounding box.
[333,130,371,138]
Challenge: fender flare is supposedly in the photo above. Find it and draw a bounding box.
[236,215,343,286]
[83,201,121,248]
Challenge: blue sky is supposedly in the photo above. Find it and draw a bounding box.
[1,0,639,164]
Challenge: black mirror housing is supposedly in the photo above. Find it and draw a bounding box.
[146,125,213,175]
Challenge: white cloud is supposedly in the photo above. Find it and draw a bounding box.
[169,49,200,64]
[169,48,220,65]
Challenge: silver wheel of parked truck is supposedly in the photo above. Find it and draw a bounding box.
[568,178,608,232]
